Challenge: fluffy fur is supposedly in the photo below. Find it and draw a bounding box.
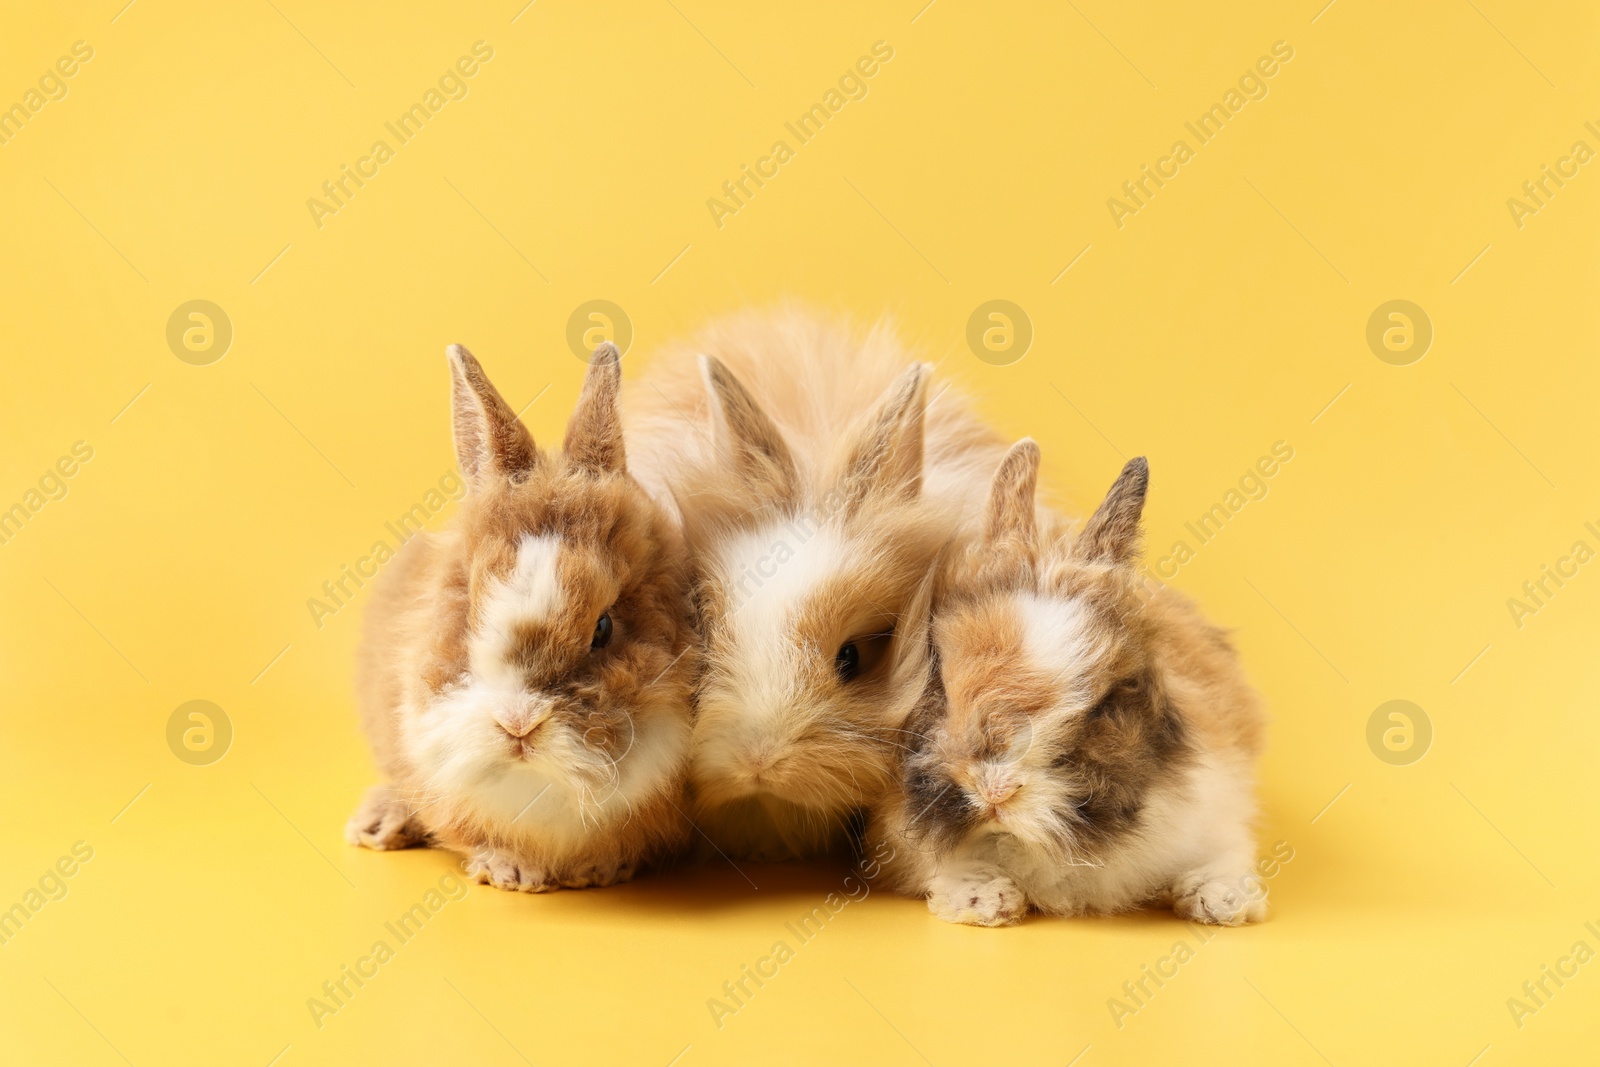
[870,441,1269,925]
[348,343,697,891]
[625,308,1005,858]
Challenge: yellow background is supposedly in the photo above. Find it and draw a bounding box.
[2,1,1596,1064]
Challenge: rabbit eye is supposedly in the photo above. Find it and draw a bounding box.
[835,627,893,683]
[835,641,860,681]
[591,613,613,650]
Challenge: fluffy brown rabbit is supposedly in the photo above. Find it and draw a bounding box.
[346,343,697,891]
[625,309,1005,859]
[871,441,1268,925]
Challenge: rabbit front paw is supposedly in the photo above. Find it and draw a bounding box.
[558,860,638,889]
[1171,872,1267,926]
[466,847,555,893]
[345,784,430,851]
[928,874,1025,926]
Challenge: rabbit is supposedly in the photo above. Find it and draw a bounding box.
[624,308,1005,859]
[345,342,698,891]
[870,441,1269,926]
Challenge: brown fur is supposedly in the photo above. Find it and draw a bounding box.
[624,307,1003,537]
[350,344,696,890]
[624,307,1006,858]
[872,444,1267,925]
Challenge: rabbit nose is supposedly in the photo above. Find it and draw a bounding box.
[979,780,1020,806]
[494,703,547,739]
[744,747,781,779]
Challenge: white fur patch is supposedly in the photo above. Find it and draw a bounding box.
[995,754,1259,916]
[717,520,848,633]
[710,521,850,728]
[693,520,857,798]
[470,533,564,686]
[404,677,689,857]
[1015,591,1095,690]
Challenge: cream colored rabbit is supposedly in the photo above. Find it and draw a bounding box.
[625,308,1005,859]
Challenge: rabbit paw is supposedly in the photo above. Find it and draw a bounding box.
[345,785,430,851]
[466,847,554,893]
[558,860,638,889]
[1171,873,1266,926]
[928,875,1024,926]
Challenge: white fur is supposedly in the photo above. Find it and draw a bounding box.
[1016,591,1108,708]
[1017,592,1093,679]
[927,753,1262,923]
[717,521,848,634]
[404,677,689,858]
[412,529,688,859]
[469,533,564,687]
[693,518,929,834]
[708,521,850,751]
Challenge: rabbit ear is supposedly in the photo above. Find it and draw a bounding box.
[700,354,799,504]
[563,342,626,475]
[984,439,1040,546]
[447,344,537,489]
[888,558,938,695]
[1071,457,1149,566]
[838,362,928,516]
